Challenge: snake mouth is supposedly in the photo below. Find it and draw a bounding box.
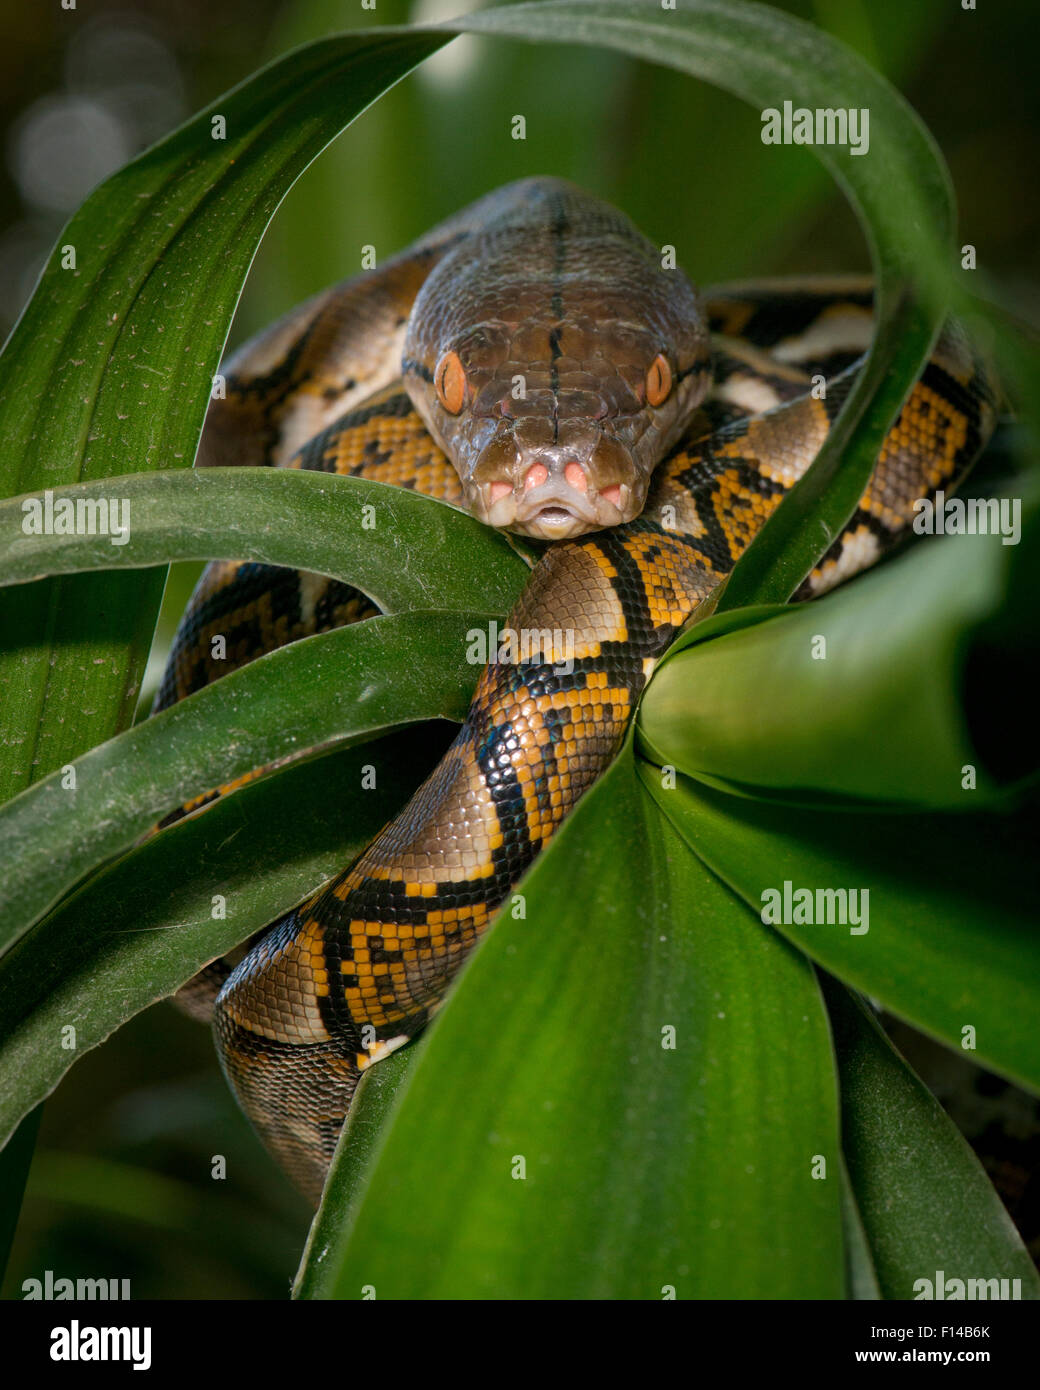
[504,504,592,540]
[522,478,634,533]
[512,481,617,537]
[525,505,586,538]
[536,505,577,527]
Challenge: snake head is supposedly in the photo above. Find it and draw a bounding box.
[402,184,710,540]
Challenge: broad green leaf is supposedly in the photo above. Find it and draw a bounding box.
[0,727,450,1152]
[0,469,530,616]
[0,610,494,956]
[641,770,1040,1092]
[0,28,449,802]
[824,978,1040,1301]
[303,745,843,1300]
[639,511,1039,808]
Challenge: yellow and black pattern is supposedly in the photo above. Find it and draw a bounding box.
[158,251,997,1202]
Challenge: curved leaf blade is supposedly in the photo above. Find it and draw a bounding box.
[0,470,529,617]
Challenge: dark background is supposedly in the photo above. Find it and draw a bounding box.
[1,0,1037,1298]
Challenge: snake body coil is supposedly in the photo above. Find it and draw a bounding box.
[157,179,997,1202]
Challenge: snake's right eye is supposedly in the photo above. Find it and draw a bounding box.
[434,351,467,414]
[645,352,673,407]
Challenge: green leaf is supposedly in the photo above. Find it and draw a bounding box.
[0,727,450,1152]
[641,770,1040,1093]
[0,28,449,801]
[0,469,529,616]
[301,745,843,1300]
[0,610,494,956]
[824,978,1040,1301]
[639,510,1040,808]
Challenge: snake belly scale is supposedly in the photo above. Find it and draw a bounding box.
[155,179,998,1202]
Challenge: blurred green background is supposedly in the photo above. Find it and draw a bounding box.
[0,0,1037,1298]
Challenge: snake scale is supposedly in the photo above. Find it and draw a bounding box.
[156,179,997,1204]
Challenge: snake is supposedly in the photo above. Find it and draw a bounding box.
[155,178,998,1204]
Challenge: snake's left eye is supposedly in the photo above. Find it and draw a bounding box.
[434,351,467,414]
[645,353,673,407]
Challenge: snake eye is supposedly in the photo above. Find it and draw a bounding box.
[645,353,673,407]
[434,350,467,414]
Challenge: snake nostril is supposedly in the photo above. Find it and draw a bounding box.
[523,463,549,491]
[564,462,587,492]
[601,484,623,507]
[489,481,513,503]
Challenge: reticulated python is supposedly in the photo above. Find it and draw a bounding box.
[157,178,997,1204]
